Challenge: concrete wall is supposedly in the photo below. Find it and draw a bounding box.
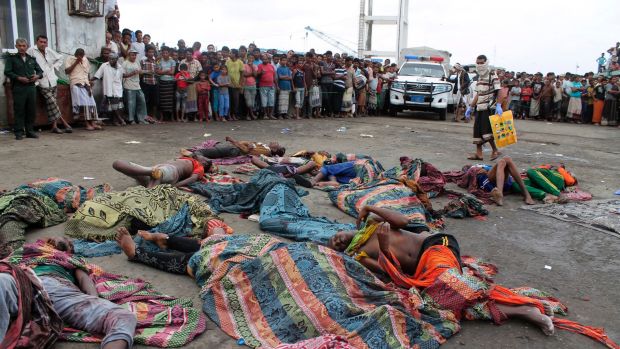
[0,0,105,127]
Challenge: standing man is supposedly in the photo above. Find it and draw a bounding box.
[226,49,244,120]
[257,53,277,119]
[93,53,126,126]
[465,54,502,161]
[4,38,42,140]
[141,45,158,119]
[122,49,147,124]
[105,32,119,55]
[28,35,72,134]
[131,30,145,60]
[156,46,177,121]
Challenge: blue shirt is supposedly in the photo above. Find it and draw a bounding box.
[210,71,221,89]
[570,82,582,98]
[277,66,292,90]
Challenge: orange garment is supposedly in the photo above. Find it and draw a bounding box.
[592,99,604,124]
[180,157,205,177]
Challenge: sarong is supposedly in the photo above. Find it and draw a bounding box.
[603,98,618,126]
[592,99,604,123]
[472,109,493,145]
[158,80,175,113]
[103,96,123,112]
[38,86,62,122]
[529,98,540,117]
[355,88,366,111]
[342,87,353,112]
[368,89,377,110]
[185,83,198,113]
[309,85,321,108]
[277,90,290,115]
[70,84,98,120]
[567,97,582,119]
[65,184,218,241]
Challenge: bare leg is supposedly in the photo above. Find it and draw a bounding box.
[102,340,129,349]
[503,157,536,204]
[147,177,161,188]
[489,140,502,160]
[295,161,317,175]
[497,304,554,335]
[310,171,327,186]
[113,160,153,185]
[115,227,136,259]
[487,159,506,206]
[250,156,269,169]
[137,230,168,249]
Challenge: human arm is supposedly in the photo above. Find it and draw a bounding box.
[75,269,98,297]
[4,57,29,83]
[225,136,251,154]
[65,57,82,75]
[356,206,410,229]
[359,256,385,274]
[174,173,200,188]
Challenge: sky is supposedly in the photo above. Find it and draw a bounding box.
[121,0,619,74]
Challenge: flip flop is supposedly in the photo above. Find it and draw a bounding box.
[467,155,483,161]
[490,152,503,161]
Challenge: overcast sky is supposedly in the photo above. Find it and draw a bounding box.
[121,0,619,74]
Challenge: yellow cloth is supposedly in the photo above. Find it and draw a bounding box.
[226,58,244,88]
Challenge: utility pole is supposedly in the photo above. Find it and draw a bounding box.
[358,0,409,60]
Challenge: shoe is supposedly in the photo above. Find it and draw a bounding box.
[51,128,64,134]
[64,127,73,133]
[15,134,23,140]
[25,133,39,139]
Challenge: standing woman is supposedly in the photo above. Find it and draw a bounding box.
[592,76,605,125]
[156,46,177,121]
[65,49,101,131]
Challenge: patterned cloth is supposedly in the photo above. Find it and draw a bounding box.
[17,177,111,213]
[38,86,62,122]
[0,189,67,255]
[274,335,356,349]
[9,241,207,347]
[65,185,219,241]
[196,236,617,349]
[259,183,355,244]
[70,84,99,121]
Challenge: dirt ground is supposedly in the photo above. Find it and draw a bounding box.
[1,112,619,349]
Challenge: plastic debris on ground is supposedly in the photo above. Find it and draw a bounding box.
[359,134,374,138]
[203,133,212,137]
[614,190,620,195]
[83,176,95,180]
[544,265,552,270]
[281,128,291,134]
[336,127,347,132]
[124,141,141,144]
[248,214,260,222]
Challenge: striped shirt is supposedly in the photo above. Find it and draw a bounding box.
[333,68,346,90]
[475,72,500,111]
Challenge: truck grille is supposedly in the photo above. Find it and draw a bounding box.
[405,83,432,93]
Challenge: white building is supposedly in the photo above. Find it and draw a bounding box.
[0,0,108,126]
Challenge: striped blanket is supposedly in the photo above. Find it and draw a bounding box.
[196,236,617,349]
[9,241,207,347]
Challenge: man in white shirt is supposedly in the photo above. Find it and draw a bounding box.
[93,53,126,126]
[130,30,145,61]
[27,35,72,133]
[105,32,118,55]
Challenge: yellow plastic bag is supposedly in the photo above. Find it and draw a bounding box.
[489,110,517,148]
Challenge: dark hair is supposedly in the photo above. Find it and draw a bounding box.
[221,46,230,52]
[273,147,286,157]
[135,30,142,34]
[160,46,170,52]
[305,52,314,58]
[239,45,247,51]
[36,34,48,41]
[74,48,85,56]
[325,50,332,55]
[476,54,487,62]
[231,48,239,56]
[180,63,188,70]
[253,48,261,54]
[144,34,151,39]
[186,48,193,54]
[145,45,156,52]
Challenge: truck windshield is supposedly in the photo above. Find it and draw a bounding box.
[399,63,445,78]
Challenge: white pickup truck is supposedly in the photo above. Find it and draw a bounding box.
[388,55,453,120]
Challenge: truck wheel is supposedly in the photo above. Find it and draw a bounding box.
[438,108,447,121]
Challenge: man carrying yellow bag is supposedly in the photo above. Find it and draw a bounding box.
[465,54,503,161]
[490,110,518,148]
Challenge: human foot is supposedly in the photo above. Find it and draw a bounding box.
[467,154,483,161]
[115,227,136,259]
[137,230,168,249]
[518,306,555,335]
[490,151,503,161]
[524,195,536,205]
[490,188,504,206]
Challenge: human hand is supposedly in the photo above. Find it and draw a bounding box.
[356,206,370,228]
[495,103,503,115]
[16,77,30,84]
[377,222,391,253]
[465,106,472,120]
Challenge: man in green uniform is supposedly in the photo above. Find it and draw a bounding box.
[4,38,43,140]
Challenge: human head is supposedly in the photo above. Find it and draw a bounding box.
[113,30,122,42]
[327,231,355,251]
[143,34,151,45]
[253,48,261,60]
[192,41,201,51]
[184,48,194,61]
[212,63,220,71]
[475,54,489,75]
[45,237,74,253]
[239,45,247,57]
[261,53,270,64]
[109,53,118,66]
[122,32,131,44]
[269,142,285,156]
[207,44,215,52]
[74,48,85,58]
[221,46,230,59]
[105,32,113,44]
[198,70,207,80]
[231,48,239,60]
[99,47,111,62]
[15,38,28,54]
[273,55,280,65]
[601,53,605,57]
[221,66,228,75]
[135,30,143,42]
[279,56,287,66]
[145,45,156,59]
[179,63,188,71]
[171,50,178,61]
[161,46,170,59]
[178,39,186,49]
[128,49,138,62]
[324,50,333,62]
[35,35,48,51]
[384,58,391,66]
[194,155,212,172]
[345,56,352,67]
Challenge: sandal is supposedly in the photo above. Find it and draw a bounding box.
[51,128,64,134]
[467,154,483,161]
[64,127,73,133]
[490,152,503,161]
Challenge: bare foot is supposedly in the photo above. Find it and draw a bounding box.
[137,230,168,249]
[115,227,136,259]
[490,187,504,206]
[524,195,536,205]
[521,306,555,335]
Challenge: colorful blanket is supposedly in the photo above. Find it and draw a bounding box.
[65,185,218,241]
[9,240,207,347]
[0,188,67,256]
[196,235,618,349]
[259,183,355,244]
[190,169,307,214]
[17,177,111,212]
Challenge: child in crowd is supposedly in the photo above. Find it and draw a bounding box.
[195,71,211,122]
[509,80,521,117]
[217,66,232,121]
[520,81,533,119]
[175,63,190,122]
[209,63,221,121]
[553,80,563,120]
[276,56,293,118]
[292,60,306,120]
[497,80,510,113]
